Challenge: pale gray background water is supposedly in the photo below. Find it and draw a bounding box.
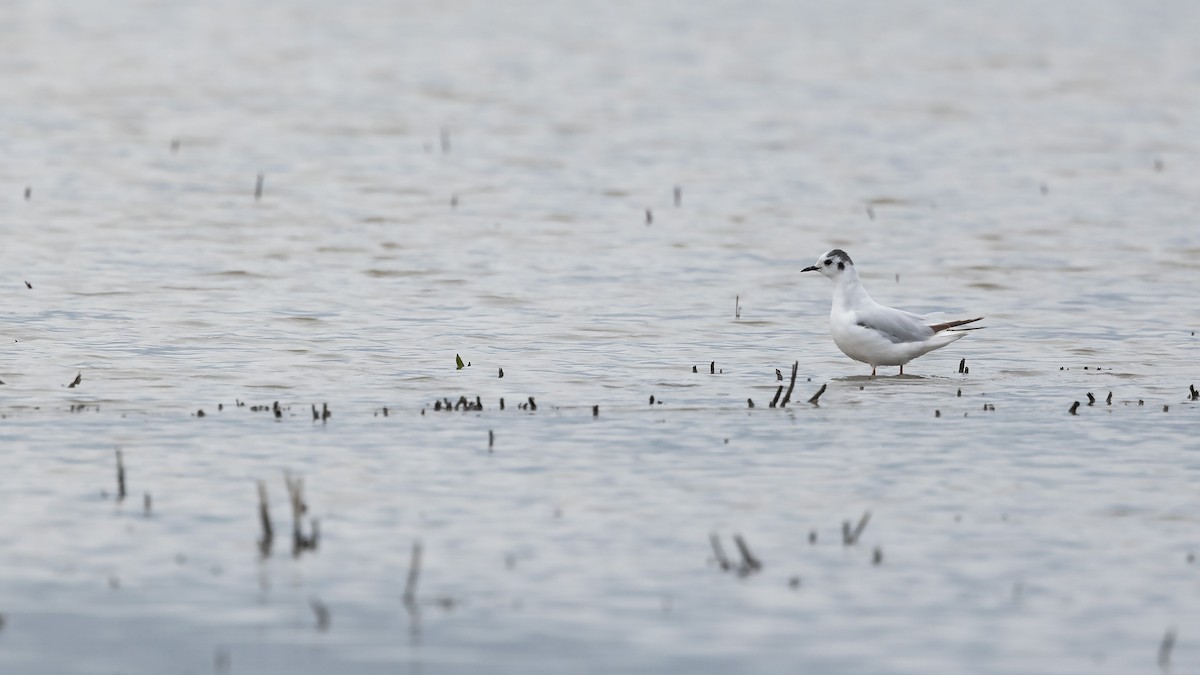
[1,1,1198,673]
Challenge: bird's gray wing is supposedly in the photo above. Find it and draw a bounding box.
[852,306,936,344]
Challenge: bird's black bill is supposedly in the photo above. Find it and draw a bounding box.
[801,265,819,273]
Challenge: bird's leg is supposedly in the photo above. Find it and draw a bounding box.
[899,365,904,376]
[871,366,876,377]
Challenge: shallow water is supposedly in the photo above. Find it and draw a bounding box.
[1,1,1199,673]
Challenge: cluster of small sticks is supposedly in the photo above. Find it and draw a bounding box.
[747,361,826,409]
[1068,385,1195,415]
[710,511,882,585]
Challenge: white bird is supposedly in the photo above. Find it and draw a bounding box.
[802,249,983,376]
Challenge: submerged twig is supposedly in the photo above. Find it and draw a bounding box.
[310,599,331,632]
[807,383,827,405]
[403,541,423,608]
[1158,627,1176,671]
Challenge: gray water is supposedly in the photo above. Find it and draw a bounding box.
[2,1,1199,673]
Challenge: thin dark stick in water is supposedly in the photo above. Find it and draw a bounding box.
[776,369,783,381]
[254,173,264,200]
[733,534,762,575]
[710,361,715,375]
[958,358,966,374]
[403,541,423,606]
[488,430,494,450]
[645,209,653,225]
[527,397,537,411]
[1107,391,1113,405]
[780,361,799,407]
[709,533,731,571]
[592,405,599,417]
[807,383,827,405]
[1087,392,1095,406]
[116,450,126,501]
[747,398,754,408]
[257,480,273,556]
[322,403,330,421]
[769,386,783,408]
[312,404,319,421]
[68,372,81,388]
[1069,401,1080,415]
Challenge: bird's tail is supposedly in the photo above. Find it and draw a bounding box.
[929,316,984,333]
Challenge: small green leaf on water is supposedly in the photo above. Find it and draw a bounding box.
[456,354,465,370]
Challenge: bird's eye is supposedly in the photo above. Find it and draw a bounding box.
[824,259,832,266]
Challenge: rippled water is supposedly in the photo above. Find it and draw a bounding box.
[2,1,1199,673]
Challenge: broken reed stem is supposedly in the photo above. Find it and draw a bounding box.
[768,386,783,408]
[709,533,731,571]
[116,450,127,502]
[807,383,827,405]
[257,480,274,555]
[284,472,317,555]
[732,534,762,573]
[843,511,871,545]
[403,541,423,606]
[779,361,799,407]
